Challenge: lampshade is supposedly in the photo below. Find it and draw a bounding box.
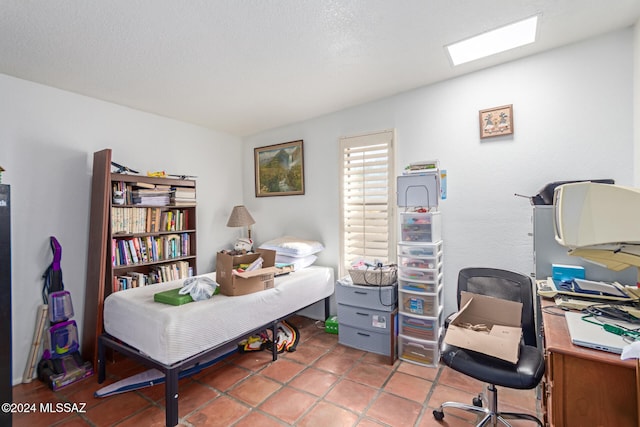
[226,205,255,228]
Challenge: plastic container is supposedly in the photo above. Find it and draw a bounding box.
[400,212,442,243]
[398,263,443,283]
[399,288,442,316]
[398,253,443,270]
[399,314,441,341]
[398,334,439,366]
[398,273,443,293]
[398,241,443,257]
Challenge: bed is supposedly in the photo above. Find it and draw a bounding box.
[98,265,334,427]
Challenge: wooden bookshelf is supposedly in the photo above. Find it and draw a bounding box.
[81,149,197,371]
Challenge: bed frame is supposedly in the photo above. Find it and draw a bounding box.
[97,296,330,427]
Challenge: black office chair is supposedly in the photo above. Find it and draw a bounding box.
[433,267,545,426]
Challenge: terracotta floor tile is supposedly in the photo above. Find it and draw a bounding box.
[228,375,282,406]
[289,367,339,397]
[437,366,485,394]
[231,350,275,372]
[195,363,251,392]
[187,395,250,426]
[259,358,306,383]
[305,332,340,349]
[83,392,151,427]
[366,392,422,427]
[54,416,96,426]
[283,343,328,365]
[324,379,378,414]
[332,343,367,359]
[384,371,433,403]
[426,384,479,424]
[313,353,359,376]
[356,418,387,427]
[345,361,393,389]
[13,314,541,427]
[297,401,359,427]
[157,380,219,417]
[397,360,440,382]
[232,410,286,427]
[259,386,318,424]
[112,405,167,427]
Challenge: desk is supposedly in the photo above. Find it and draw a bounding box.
[541,301,639,426]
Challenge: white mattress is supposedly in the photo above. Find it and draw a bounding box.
[103,266,334,365]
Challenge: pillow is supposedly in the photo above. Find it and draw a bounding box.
[259,236,324,258]
[276,254,317,271]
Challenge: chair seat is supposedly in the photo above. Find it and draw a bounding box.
[440,342,545,390]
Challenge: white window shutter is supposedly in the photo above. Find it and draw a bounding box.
[339,130,395,277]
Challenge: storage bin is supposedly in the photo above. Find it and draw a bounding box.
[398,241,443,257]
[398,264,443,283]
[398,254,443,270]
[399,288,441,316]
[398,273,443,293]
[338,324,392,356]
[399,314,440,341]
[398,334,438,366]
[400,212,441,243]
[335,279,397,312]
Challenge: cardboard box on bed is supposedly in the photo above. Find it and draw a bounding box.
[443,291,523,363]
[216,249,278,296]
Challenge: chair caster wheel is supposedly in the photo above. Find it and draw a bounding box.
[473,395,483,407]
[433,409,445,421]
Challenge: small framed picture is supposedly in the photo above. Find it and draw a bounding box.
[479,104,513,139]
[254,140,305,197]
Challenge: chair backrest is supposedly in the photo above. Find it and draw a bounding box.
[457,267,537,347]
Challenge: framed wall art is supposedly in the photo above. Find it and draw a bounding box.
[479,104,513,139]
[254,140,305,197]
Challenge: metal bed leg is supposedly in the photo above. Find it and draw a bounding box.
[165,368,179,427]
[324,296,330,320]
[97,335,105,383]
[271,322,278,361]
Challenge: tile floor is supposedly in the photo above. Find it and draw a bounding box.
[12,316,543,427]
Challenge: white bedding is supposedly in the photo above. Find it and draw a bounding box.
[103,266,334,365]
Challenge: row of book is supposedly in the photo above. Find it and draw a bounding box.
[111,207,191,234]
[112,181,196,207]
[112,233,191,266]
[112,260,193,291]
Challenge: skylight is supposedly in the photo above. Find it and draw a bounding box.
[446,15,539,66]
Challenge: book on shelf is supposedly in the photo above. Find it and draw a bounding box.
[133,182,155,189]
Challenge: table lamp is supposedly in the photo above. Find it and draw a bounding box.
[226,205,255,251]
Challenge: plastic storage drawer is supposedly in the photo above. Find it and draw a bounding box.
[399,313,441,341]
[400,212,441,243]
[398,264,443,283]
[337,304,394,334]
[398,334,438,366]
[338,324,392,356]
[398,253,443,270]
[397,241,443,257]
[335,280,397,311]
[399,288,442,316]
[398,273,443,293]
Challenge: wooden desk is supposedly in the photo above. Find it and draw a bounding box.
[541,302,638,426]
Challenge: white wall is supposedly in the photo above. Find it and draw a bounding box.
[244,29,635,318]
[0,74,243,384]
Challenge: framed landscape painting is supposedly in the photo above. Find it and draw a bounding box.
[254,140,305,197]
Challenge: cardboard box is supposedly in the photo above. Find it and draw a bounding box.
[216,249,277,296]
[444,291,523,363]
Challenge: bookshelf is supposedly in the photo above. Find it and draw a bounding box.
[81,149,197,370]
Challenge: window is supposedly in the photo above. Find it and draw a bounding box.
[339,130,395,277]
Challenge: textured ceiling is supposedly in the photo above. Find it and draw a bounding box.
[1,1,639,136]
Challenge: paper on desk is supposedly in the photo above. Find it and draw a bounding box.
[620,341,640,360]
